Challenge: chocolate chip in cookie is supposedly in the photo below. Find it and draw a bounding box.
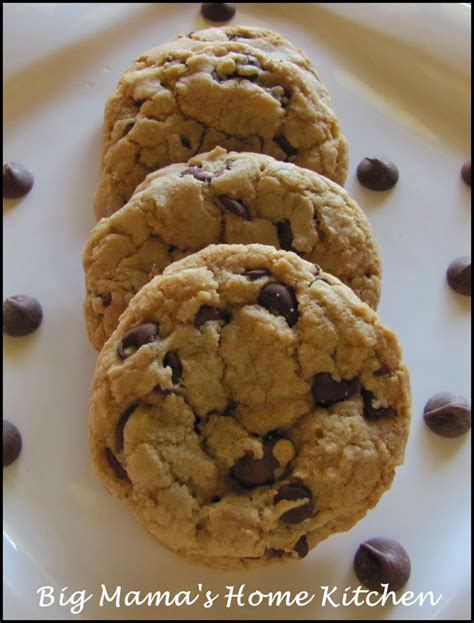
[361,388,396,419]
[243,268,271,281]
[117,323,159,359]
[194,305,231,329]
[181,167,214,182]
[231,437,295,488]
[257,283,298,327]
[105,448,129,480]
[274,135,298,159]
[274,481,316,524]
[293,535,309,558]
[276,220,294,251]
[164,351,183,384]
[218,195,251,220]
[312,373,359,407]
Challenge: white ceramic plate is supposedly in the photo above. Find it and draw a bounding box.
[3,3,471,620]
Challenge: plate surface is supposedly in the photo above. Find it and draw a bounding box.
[3,3,471,620]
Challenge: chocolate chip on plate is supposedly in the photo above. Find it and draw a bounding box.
[3,420,22,467]
[356,158,399,191]
[3,295,43,336]
[194,305,231,329]
[446,256,471,296]
[354,537,411,592]
[461,161,471,187]
[312,373,359,407]
[3,163,34,199]
[423,392,471,437]
[257,283,298,327]
[276,220,294,251]
[116,322,159,359]
[201,3,236,22]
[293,535,309,558]
[274,481,316,524]
[217,195,251,220]
[164,351,183,384]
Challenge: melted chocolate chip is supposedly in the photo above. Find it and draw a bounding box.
[293,536,309,558]
[194,305,231,329]
[257,283,299,327]
[446,256,471,296]
[243,268,271,281]
[116,403,139,452]
[105,448,129,480]
[374,366,391,376]
[210,496,221,503]
[201,2,236,22]
[3,295,43,337]
[312,373,359,407]
[423,392,471,437]
[354,537,411,592]
[461,161,471,187]
[117,322,159,359]
[193,417,202,434]
[181,167,214,182]
[217,195,251,220]
[153,385,172,396]
[164,351,183,384]
[231,439,280,487]
[180,135,192,149]
[361,388,396,419]
[3,420,22,467]
[274,135,298,159]
[3,163,34,199]
[276,220,294,251]
[356,158,399,191]
[274,482,315,524]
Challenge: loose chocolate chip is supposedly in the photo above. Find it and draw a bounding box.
[274,134,298,159]
[201,2,236,22]
[312,373,359,407]
[115,403,139,452]
[99,293,112,307]
[181,166,214,182]
[180,135,192,149]
[274,482,315,524]
[164,351,183,384]
[194,305,230,329]
[268,548,285,558]
[222,400,237,416]
[361,388,396,419]
[293,536,309,558]
[3,420,22,467]
[231,439,280,487]
[461,161,471,187]
[217,195,251,220]
[423,392,471,437]
[3,295,43,337]
[3,163,34,199]
[446,256,471,296]
[354,537,411,592]
[105,448,129,480]
[117,322,159,359]
[356,158,399,191]
[257,283,298,327]
[243,268,271,281]
[276,220,294,251]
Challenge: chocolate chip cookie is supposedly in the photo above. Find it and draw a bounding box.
[94,25,348,219]
[84,148,380,350]
[88,244,411,570]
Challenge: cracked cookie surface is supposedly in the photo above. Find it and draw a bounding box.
[84,148,380,350]
[89,244,411,570]
[94,25,348,219]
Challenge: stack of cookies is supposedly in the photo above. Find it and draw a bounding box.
[83,26,411,570]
